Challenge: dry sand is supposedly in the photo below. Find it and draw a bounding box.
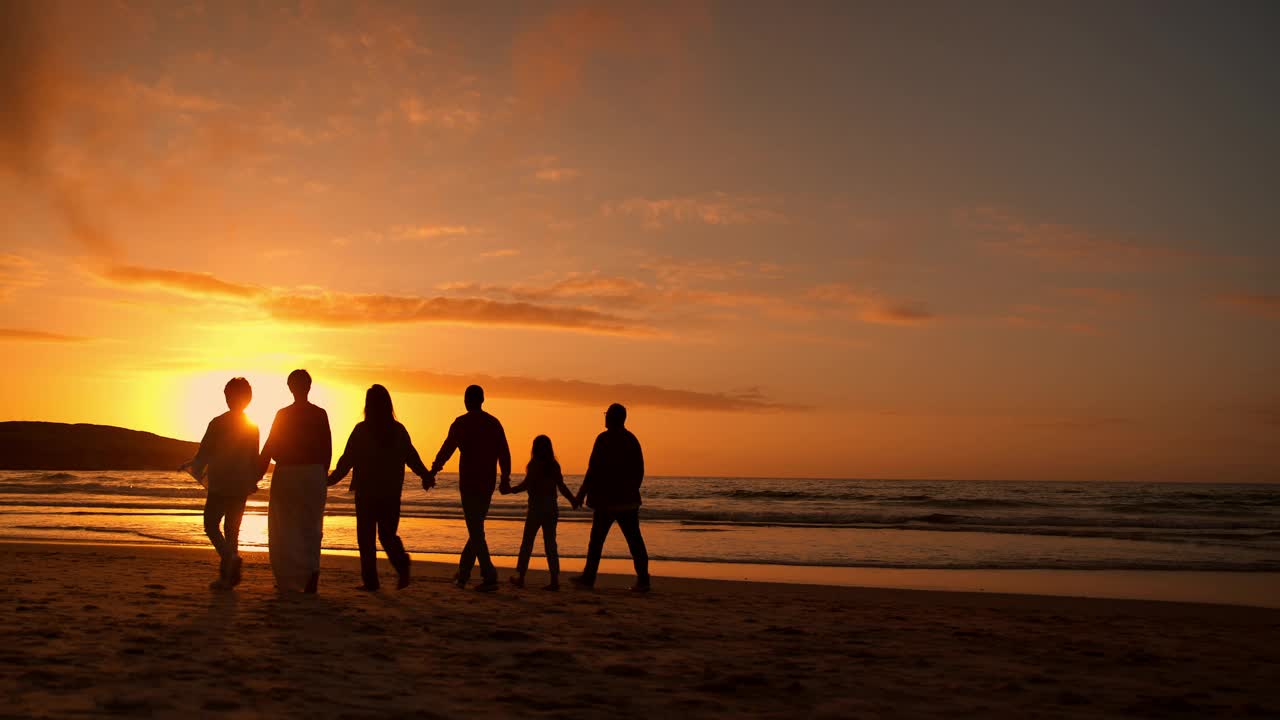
[2,541,1278,718]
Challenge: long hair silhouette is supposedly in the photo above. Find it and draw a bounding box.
[364,384,396,441]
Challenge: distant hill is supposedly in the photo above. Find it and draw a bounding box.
[0,422,199,470]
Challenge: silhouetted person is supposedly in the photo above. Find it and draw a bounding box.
[259,369,332,593]
[182,377,262,590]
[424,384,510,592]
[572,403,650,592]
[328,384,434,591]
[506,434,578,591]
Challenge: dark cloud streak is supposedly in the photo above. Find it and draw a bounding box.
[0,328,88,343]
[0,1,119,258]
[330,366,804,413]
[93,263,646,335]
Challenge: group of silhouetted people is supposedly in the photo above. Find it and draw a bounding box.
[183,371,650,595]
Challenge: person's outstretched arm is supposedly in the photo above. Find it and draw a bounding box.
[328,425,359,487]
[186,419,216,480]
[554,465,577,507]
[497,422,512,486]
[403,427,432,486]
[249,423,264,483]
[508,471,528,494]
[430,419,461,475]
[258,410,282,476]
[576,435,603,507]
[633,435,645,487]
[319,408,332,472]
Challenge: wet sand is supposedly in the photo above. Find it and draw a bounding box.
[2,541,1278,718]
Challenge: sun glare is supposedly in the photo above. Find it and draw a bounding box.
[176,368,358,446]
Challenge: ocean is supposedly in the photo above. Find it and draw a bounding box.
[1,471,1277,573]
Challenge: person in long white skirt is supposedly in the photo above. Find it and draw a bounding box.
[259,369,332,593]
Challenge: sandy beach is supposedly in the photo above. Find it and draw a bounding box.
[2,542,1278,718]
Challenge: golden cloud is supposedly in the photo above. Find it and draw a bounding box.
[807,283,936,327]
[1215,292,1280,319]
[0,328,87,342]
[92,264,646,335]
[330,365,805,413]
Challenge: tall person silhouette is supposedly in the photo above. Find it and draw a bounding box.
[424,385,510,592]
[572,403,650,592]
[328,385,434,591]
[259,369,332,593]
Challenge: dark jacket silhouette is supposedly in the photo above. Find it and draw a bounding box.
[192,411,261,497]
[579,428,644,511]
[573,404,649,592]
[190,404,260,590]
[430,410,511,497]
[428,386,510,589]
[331,421,429,497]
[261,402,331,470]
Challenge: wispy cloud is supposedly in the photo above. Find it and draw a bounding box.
[641,257,787,285]
[92,264,646,335]
[441,274,788,318]
[511,3,712,111]
[960,207,1195,271]
[329,365,804,413]
[112,77,226,113]
[534,167,581,182]
[1059,287,1139,306]
[99,264,262,299]
[399,96,482,130]
[0,255,45,300]
[605,193,786,228]
[260,292,640,333]
[1023,416,1132,431]
[0,2,120,259]
[1214,292,1280,319]
[393,224,477,240]
[807,283,936,327]
[0,328,88,343]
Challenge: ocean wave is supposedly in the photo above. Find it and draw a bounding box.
[4,497,1278,533]
[713,489,871,501]
[8,524,185,544]
[0,481,208,498]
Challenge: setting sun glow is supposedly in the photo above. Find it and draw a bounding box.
[0,1,1275,482]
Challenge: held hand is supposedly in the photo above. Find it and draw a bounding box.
[325,472,341,487]
[179,461,201,482]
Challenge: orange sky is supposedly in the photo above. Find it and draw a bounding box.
[1,1,1276,481]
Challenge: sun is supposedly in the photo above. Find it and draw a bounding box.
[175,368,358,447]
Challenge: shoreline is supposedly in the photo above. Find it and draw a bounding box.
[5,538,1278,609]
